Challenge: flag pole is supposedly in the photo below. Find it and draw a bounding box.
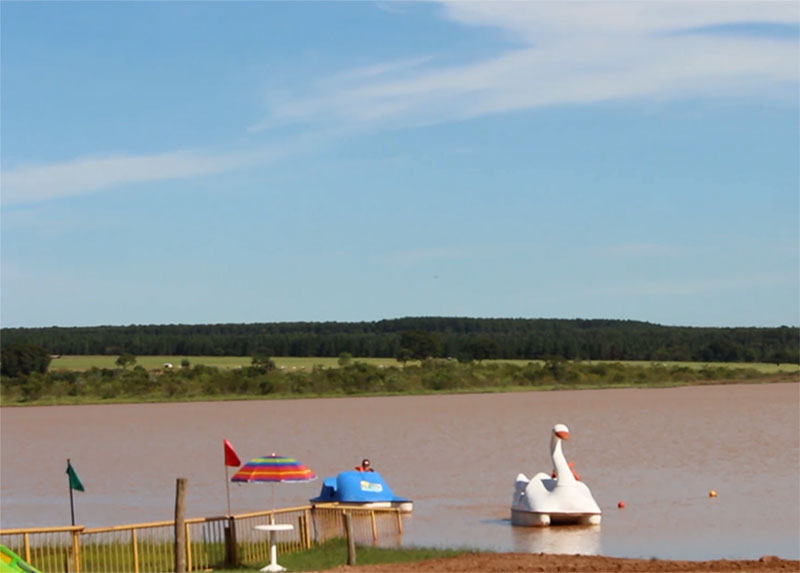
[225,465,232,515]
[223,440,240,515]
[68,458,76,526]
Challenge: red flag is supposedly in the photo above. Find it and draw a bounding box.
[224,439,241,467]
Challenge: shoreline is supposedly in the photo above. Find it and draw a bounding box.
[326,552,800,572]
[2,374,797,408]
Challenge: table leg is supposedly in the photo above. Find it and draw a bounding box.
[260,531,287,573]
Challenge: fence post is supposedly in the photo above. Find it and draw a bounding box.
[224,516,239,567]
[131,528,139,573]
[72,528,82,573]
[184,523,192,572]
[174,478,187,573]
[23,532,31,564]
[303,509,312,549]
[298,515,306,550]
[344,512,356,566]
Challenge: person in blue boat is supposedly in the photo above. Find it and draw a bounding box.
[355,458,374,472]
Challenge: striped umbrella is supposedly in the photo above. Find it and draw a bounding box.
[231,453,316,510]
[231,453,317,484]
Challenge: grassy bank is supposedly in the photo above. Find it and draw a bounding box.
[2,354,797,407]
[244,539,471,572]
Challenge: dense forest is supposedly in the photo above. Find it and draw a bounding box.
[1,317,797,364]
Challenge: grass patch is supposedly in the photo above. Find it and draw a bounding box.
[245,539,472,572]
[47,355,410,371]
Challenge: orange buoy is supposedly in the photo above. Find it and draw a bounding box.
[617,501,626,508]
[709,490,717,498]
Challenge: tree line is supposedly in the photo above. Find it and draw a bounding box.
[1,317,797,364]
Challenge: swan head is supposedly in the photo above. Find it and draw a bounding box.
[553,423,570,441]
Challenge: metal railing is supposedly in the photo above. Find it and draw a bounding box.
[0,504,406,572]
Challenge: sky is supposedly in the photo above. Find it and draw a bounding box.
[1,1,798,329]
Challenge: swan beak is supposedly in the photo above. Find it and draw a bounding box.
[555,430,569,440]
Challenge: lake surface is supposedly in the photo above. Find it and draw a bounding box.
[1,383,798,561]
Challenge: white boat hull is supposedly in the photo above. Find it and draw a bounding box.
[511,508,601,527]
[315,500,413,513]
[361,500,413,513]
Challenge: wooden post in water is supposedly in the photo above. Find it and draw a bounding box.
[344,511,357,566]
[174,478,187,573]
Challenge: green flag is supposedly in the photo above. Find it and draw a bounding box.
[66,460,84,492]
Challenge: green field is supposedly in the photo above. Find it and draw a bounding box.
[48,355,405,371]
[47,355,799,373]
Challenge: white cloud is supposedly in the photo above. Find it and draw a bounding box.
[4,2,797,205]
[1,151,249,206]
[255,1,798,130]
[0,138,316,206]
[438,1,798,40]
[328,56,436,83]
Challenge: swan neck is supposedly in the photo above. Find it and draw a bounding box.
[552,436,576,485]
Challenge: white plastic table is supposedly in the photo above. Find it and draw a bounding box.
[254,523,295,572]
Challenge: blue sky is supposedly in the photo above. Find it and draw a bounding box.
[1,1,798,329]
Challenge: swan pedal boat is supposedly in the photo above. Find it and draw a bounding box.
[511,423,601,526]
[310,470,413,513]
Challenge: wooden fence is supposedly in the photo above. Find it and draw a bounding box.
[0,504,405,572]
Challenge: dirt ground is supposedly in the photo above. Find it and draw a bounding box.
[325,552,800,572]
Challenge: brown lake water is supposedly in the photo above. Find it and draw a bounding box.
[1,383,798,560]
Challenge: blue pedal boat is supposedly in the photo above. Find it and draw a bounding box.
[310,470,413,513]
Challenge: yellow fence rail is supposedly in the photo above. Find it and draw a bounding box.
[1,504,405,573]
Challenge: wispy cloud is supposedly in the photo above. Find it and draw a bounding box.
[247,56,438,133]
[1,150,248,206]
[328,56,436,83]
[4,2,797,205]
[0,136,320,206]
[374,2,409,16]
[438,1,799,40]
[254,2,798,131]
[1,118,348,205]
